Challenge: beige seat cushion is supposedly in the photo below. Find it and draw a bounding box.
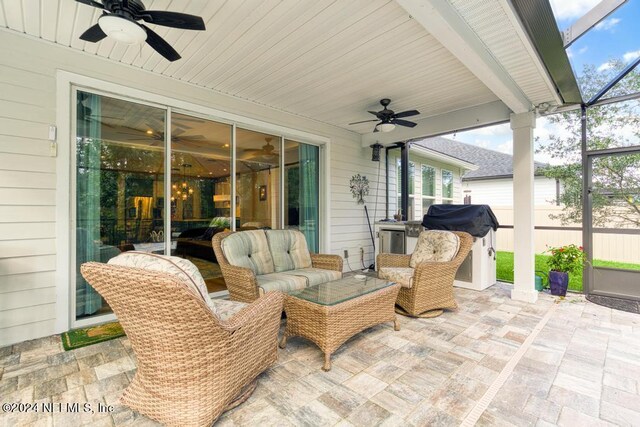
[379,267,414,288]
[256,272,308,295]
[211,298,247,321]
[286,268,342,286]
[108,251,218,317]
[265,230,313,272]
[221,230,275,275]
[410,230,460,267]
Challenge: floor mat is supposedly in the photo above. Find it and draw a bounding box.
[586,294,640,314]
[61,322,125,351]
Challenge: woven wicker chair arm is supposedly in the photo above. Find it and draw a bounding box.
[220,291,284,332]
[219,264,260,302]
[220,263,255,277]
[310,253,343,272]
[376,253,411,268]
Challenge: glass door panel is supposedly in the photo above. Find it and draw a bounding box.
[75,91,166,320]
[588,151,640,300]
[236,128,281,230]
[284,139,319,252]
[171,113,232,293]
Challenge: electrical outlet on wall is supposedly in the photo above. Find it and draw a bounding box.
[343,249,349,258]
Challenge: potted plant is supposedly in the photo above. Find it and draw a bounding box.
[545,244,586,296]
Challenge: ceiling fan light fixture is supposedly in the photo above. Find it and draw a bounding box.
[378,122,396,133]
[98,15,147,45]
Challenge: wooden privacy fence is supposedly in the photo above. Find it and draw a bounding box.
[490,206,640,264]
[495,227,640,264]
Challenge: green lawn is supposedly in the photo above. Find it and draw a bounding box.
[495,251,640,292]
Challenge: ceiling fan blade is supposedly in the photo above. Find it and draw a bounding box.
[368,111,380,116]
[141,10,206,30]
[75,0,104,9]
[172,128,186,137]
[79,23,107,43]
[142,25,181,62]
[394,110,420,119]
[393,119,417,128]
[348,119,379,125]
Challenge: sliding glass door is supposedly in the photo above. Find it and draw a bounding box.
[171,113,232,294]
[236,128,281,229]
[75,91,166,319]
[284,139,319,252]
[73,89,322,323]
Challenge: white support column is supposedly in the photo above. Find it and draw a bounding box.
[511,111,538,303]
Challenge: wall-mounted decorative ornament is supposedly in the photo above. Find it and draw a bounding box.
[349,174,370,205]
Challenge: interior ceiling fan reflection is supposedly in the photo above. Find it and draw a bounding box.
[243,137,277,160]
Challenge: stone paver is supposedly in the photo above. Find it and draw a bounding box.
[0,283,638,426]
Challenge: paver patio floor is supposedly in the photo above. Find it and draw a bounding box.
[1,283,639,426]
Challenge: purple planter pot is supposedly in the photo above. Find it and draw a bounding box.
[548,271,569,296]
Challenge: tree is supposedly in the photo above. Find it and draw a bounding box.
[538,61,640,227]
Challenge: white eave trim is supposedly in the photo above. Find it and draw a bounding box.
[397,0,533,113]
[498,0,563,106]
[410,145,479,171]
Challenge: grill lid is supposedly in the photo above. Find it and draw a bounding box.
[422,204,499,238]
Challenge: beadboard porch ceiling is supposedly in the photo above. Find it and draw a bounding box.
[0,0,561,136]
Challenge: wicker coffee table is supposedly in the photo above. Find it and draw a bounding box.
[279,276,401,371]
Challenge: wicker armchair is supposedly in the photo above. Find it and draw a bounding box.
[377,231,473,318]
[212,231,343,303]
[80,262,283,427]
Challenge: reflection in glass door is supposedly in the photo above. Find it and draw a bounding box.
[171,113,232,293]
[236,128,281,230]
[587,150,640,300]
[75,91,166,320]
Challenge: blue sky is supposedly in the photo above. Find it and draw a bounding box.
[443,0,640,165]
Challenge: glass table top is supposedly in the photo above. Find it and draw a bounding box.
[288,276,394,306]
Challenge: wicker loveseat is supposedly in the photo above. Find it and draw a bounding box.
[213,229,343,303]
[81,252,283,426]
[377,230,473,318]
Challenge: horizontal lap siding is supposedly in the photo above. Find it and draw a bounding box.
[330,141,385,271]
[463,177,557,206]
[0,43,58,347]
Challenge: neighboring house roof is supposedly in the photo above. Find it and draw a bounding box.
[409,145,478,172]
[413,137,548,181]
